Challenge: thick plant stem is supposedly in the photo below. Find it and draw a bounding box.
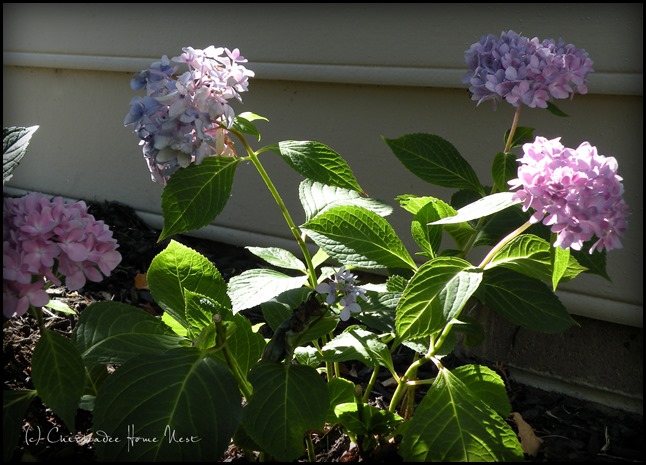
[362,366,380,403]
[305,434,316,462]
[234,130,319,288]
[503,105,523,155]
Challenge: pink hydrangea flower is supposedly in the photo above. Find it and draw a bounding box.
[508,137,629,253]
[124,46,254,184]
[316,267,368,321]
[463,30,594,109]
[3,192,122,318]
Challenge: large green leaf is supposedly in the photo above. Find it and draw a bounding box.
[485,234,586,284]
[72,301,186,366]
[334,402,403,436]
[326,378,356,423]
[228,268,308,313]
[243,363,329,462]
[32,329,86,431]
[147,240,230,327]
[396,257,482,341]
[452,365,511,417]
[3,125,38,184]
[383,133,482,193]
[299,178,392,221]
[3,389,37,461]
[276,140,364,193]
[411,200,454,258]
[430,192,521,225]
[302,205,416,270]
[226,314,266,377]
[159,156,239,240]
[245,246,306,272]
[93,348,242,461]
[321,326,394,372]
[480,268,578,333]
[400,366,523,462]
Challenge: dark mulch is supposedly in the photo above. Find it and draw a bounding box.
[3,201,643,462]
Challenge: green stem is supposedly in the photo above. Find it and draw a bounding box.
[478,219,532,269]
[213,314,253,399]
[388,356,430,413]
[233,130,319,288]
[503,105,523,155]
[305,434,316,462]
[362,366,380,403]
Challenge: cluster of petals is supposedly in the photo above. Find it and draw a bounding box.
[463,30,594,108]
[508,137,629,253]
[316,267,368,321]
[3,193,122,318]
[124,46,254,183]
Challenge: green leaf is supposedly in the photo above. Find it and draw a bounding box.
[184,290,228,335]
[355,290,398,333]
[411,199,455,258]
[159,156,239,240]
[3,125,38,184]
[572,243,610,280]
[321,326,394,372]
[293,345,323,368]
[246,246,306,272]
[93,348,242,461]
[503,126,535,149]
[430,192,521,225]
[44,298,77,315]
[546,101,569,117]
[396,257,482,341]
[480,268,578,333]
[299,178,392,222]
[147,240,230,328]
[492,151,518,193]
[485,234,586,284]
[400,366,523,461]
[228,268,308,313]
[226,314,266,377]
[32,329,86,431]
[243,363,329,462]
[72,301,187,366]
[334,402,403,436]
[473,205,529,248]
[231,112,268,140]
[551,244,571,291]
[276,140,364,193]
[302,205,416,270]
[383,133,482,193]
[3,389,37,461]
[326,378,356,423]
[452,365,511,417]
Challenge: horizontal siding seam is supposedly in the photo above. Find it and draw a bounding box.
[3,51,643,96]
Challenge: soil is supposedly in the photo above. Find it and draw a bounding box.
[3,201,643,462]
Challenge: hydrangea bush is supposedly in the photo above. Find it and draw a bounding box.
[4,31,630,462]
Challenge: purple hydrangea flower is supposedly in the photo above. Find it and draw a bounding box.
[125,46,254,184]
[508,137,629,253]
[316,267,368,321]
[3,193,122,318]
[463,30,594,109]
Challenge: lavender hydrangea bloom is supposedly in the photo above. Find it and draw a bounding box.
[463,30,594,108]
[316,267,368,321]
[3,193,122,318]
[508,137,629,253]
[125,47,254,184]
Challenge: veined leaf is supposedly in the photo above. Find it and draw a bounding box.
[159,156,239,240]
[245,246,306,272]
[551,245,570,291]
[492,151,518,193]
[243,363,329,462]
[32,329,86,431]
[485,234,586,284]
[72,301,186,366]
[321,326,394,372]
[231,112,268,140]
[430,192,521,225]
[299,178,392,221]
[302,205,416,270]
[93,348,241,461]
[226,314,266,377]
[400,366,523,461]
[396,257,482,341]
[326,378,356,423]
[147,240,230,328]
[452,365,511,417]
[276,140,364,193]
[334,402,403,436]
[228,268,308,313]
[503,126,535,149]
[3,125,39,184]
[480,268,578,333]
[383,133,482,193]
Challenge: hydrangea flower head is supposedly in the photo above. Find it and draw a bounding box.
[125,46,254,184]
[3,193,122,318]
[463,30,594,109]
[508,137,629,253]
[316,267,368,321]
